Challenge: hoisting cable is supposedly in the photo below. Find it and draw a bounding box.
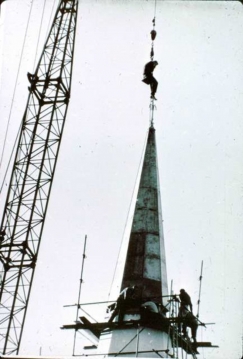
[149,1,157,126]
[45,0,58,40]
[150,18,156,61]
[32,0,47,73]
[154,0,157,19]
[0,0,49,197]
[141,0,158,124]
[0,0,35,191]
[150,0,157,61]
[0,0,34,176]
[107,128,149,303]
[0,124,21,195]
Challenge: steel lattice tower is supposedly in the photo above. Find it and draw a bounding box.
[0,0,79,354]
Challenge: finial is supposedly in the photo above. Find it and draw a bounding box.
[150,46,154,61]
[149,100,156,128]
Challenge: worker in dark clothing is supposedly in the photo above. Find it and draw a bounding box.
[179,305,198,343]
[108,285,139,323]
[179,289,193,313]
[142,60,158,100]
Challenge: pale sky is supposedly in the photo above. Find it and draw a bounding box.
[1,0,243,358]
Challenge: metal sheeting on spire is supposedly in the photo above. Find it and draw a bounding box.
[121,126,168,305]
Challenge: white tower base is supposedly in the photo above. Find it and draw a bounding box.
[97,314,172,358]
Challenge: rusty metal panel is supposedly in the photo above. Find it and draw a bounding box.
[121,126,168,304]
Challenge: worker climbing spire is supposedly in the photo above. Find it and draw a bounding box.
[142,7,158,126]
[142,0,158,103]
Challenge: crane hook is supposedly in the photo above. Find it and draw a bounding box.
[151,29,157,41]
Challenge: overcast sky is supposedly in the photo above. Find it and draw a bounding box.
[1,0,243,358]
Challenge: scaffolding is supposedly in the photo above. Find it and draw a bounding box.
[62,293,217,358]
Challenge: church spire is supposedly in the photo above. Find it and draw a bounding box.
[120,125,168,305]
[95,125,171,357]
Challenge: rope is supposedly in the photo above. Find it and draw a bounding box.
[150,0,157,61]
[0,123,22,195]
[107,128,149,302]
[0,0,50,194]
[45,0,58,40]
[154,0,157,19]
[0,0,34,177]
[32,0,47,73]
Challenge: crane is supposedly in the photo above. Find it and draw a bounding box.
[0,0,79,354]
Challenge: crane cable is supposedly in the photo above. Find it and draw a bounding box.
[0,0,34,177]
[107,128,150,302]
[150,0,157,61]
[109,0,159,296]
[0,124,21,195]
[32,0,47,73]
[0,0,48,195]
[149,0,157,126]
[45,0,58,41]
[154,0,157,18]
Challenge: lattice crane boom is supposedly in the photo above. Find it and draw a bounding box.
[0,0,79,354]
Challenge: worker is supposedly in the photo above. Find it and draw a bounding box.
[142,60,158,100]
[108,285,139,323]
[179,289,193,313]
[179,305,198,343]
